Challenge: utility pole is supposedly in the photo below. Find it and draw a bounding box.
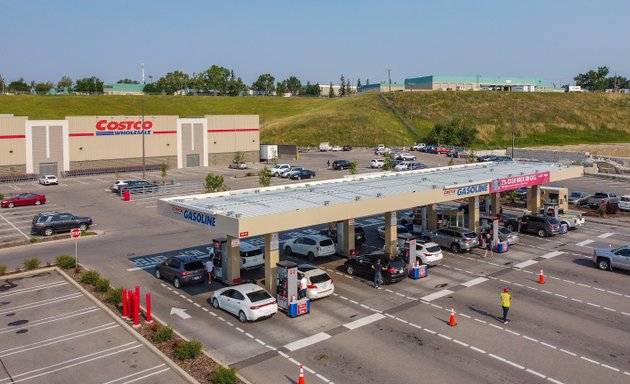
[511,101,516,158]
[388,69,392,93]
[142,99,146,179]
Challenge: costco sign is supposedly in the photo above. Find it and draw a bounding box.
[95,120,153,136]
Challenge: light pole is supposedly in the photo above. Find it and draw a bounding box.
[142,99,146,179]
[511,100,516,158]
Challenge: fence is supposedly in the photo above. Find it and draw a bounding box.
[0,173,39,184]
[62,164,164,178]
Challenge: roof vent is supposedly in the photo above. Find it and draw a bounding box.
[309,188,315,192]
[355,196,361,201]
[254,189,260,193]
[377,193,383,198]
[284,186,291,190]
[520,172,524,175]
[235,213,242,218]
[432,185,437,189]
[324,201,330,206]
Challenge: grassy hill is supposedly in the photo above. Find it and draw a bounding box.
[1,92,629,148]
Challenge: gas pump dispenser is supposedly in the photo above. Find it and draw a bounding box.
[276,260,310,318]
[480,215,507,253]
[397,234,428,280]
[210,238,237,284]
[543,202,560,218]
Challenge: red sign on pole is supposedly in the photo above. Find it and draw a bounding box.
[71,228,81,239]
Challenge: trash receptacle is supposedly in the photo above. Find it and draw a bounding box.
[123,190,130,201]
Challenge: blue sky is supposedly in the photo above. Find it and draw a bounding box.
[2,0,629,87]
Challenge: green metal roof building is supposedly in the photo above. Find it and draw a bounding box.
[102,83,145,95]
[358,82,405,93]
[404,75,557,92]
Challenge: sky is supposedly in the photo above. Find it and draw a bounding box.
[2,0,629,87]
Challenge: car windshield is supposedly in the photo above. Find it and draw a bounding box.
[319,239,334,247]
[247,290,272,303]
[309,273,331,284]
[463,232,477,239]
[184,261,204,271]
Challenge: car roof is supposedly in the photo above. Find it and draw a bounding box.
[302,234,331,241]
[231,283,266,294]
[239,241,260,251]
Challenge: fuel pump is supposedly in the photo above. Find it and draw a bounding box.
[480,215,507,253]
[210,238,230,283]
[397,234,428,280]
[276,260,310,317]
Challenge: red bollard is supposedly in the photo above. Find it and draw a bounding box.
[122,288,128,319]
[127,291,134,321]
[145,292,152,323]
[132,293,140,327]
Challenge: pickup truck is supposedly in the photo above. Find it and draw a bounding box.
[586,192,619,208]
[538,208,585,230]
[593,244,630,272]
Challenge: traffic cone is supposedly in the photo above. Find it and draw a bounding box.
[449,307,457,326]
[538,269,545,284]
[298,364,305,384]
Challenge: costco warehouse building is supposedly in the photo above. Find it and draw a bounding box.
[0,114,259,175]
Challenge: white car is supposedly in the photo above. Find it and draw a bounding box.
[331,146,342,152]
[281,167,304,178]
[111,179,129,192]
[411,143,426,151]
[397,152,416,161]
[297,264,335,299]
[370,159,385,168]
[394,161,412,171]
[211,283,277,323]
[398,238,443,266]
[38,175,58,185]
[377,225,411,240]
[619,195,630,211]
[284,235,336,261]
[270,164,291,177]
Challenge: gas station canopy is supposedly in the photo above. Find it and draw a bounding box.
[158,161,583,239]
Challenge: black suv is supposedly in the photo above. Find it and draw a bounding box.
[119,180,159,195]
[344,252,407,284]
[155,256,207,288]
[31,212,93,236]
[319,226,366,246]
[505,214,560,237]
[332,160,352,170]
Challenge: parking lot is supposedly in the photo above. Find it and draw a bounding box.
[2,150,630,384]
[0,269,187,383]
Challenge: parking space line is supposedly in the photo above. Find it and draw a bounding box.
[343,313,386,330]
[540,251,564,259]
[462,277,488,287]
[102,364,169,384]
[284,332,331,352]
[513,260,538,269]
[597,232,615,238]
[0,212,31,240]
[576,239,594,247]
[420,289,453,302]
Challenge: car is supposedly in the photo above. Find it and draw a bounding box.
[377,225,411,240]
[515,187,528,197]
[446,149,460,157]
[211,283,278,323]
[424,145,436,154]
[290,169,316,180]
[111,179,129,192]
[31,211,93,236]
[228,161,248,169]
[119,180,159,195]
[424,227,479,253]
[209,238,265,270]
[593,244,630,272]
[394,161,412,171]
[38,175,58,185]
[284,235,336,261]
[319,225,366,246]
[270,164,291,176]
[332,160,352,170]
[408,162,427,170]
[619,195,630,211]
[435,147,450,155]
[397,235,444,266]
[297,264,335,299]
[396,152,416,161]
[344,252,407,284]
[154,255,207,288]
[481,226,519,246]
[370,159,385,168]
[586,192,620,208]
[453,150,470,158]
[280,166,303,178]
[505,214,560,237]
[411,143,426,151]
[331,146,342,152]
[1,193,46,208]
[342,145,352,151]
[568,191,590,206]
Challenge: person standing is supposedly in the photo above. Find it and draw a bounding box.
[299,273,308,299]
[205,258,214,285]
[483,230,494,258]
[500,287,511,324]
[327,159,331,168]
[372,258,383,289]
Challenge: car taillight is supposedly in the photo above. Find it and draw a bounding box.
[424,253,432,256]
[250,301,275,310]
[387,267,397,273]
[464,238,472,242]
[181,271,190,276]
[307,284,317,289]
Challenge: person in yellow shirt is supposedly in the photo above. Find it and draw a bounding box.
[500,287,511,324]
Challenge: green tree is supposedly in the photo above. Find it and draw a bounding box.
[607,75,629,91]
[382,153,393,171]
[346,78,353,95]
[160,162,168,184]
[57,76,73,88]
[349,161,358,174]
[328,82,334,98]
[227,70,246,96]
[425,117,477,147]
[205,173,228,193]
[356,78,362,90]
[202,65,230,95]
[304,81,320,96]
[339,75,346,97]
[75,76,103,93]
[35,82,54,94]
[259,167,272,187]
[252,73,275,96]
[574,66,609,92]
[233,151,245,163]
[276,80,288,95]
[8,78,29,92]
[286,76,301,95]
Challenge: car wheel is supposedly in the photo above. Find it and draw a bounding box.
[506,223,515,232]
[238,311,248,323]
[35,200,41,205]
[79,223,88,231]
[307,252,315,262]
[285,246,292,256]
[537,229,547,237]
[212,298,220,309]
[297,176,301,180]
[450,243,461,253]
[597,258,610,271]
[173,278,181,289]
[8,202,14,208]
[43,227,54,236]
[155,269,161,279]
[346,264,355,275]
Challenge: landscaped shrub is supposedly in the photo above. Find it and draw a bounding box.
[209,367,238,384]
[80,270,100,285]
[95,277,110,292]
[55,255,76,269]
[0,264,6,276]
[105,287,123,305]
[29,237,38,243]
[153,324,174,342]
[175,340,203,360]
[23,258,40,270]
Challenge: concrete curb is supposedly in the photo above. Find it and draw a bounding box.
[55,267,200,384]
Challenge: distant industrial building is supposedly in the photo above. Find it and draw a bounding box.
[318,84,357,96]
[358,83,405,93]
[404,75,557,92]
[102,83,145,95]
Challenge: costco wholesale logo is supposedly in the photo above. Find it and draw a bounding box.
[95,120,153,136]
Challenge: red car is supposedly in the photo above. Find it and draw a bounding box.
[435,147,450,154]
[1,193,46,208]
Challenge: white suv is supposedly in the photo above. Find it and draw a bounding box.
[38,175,58,185]
[284,235,336,261]
[370,159,385,168]
[270,164,291,176]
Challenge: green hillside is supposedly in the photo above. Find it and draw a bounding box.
[1,92,629,148]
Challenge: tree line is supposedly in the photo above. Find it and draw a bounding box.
[572,66,629,92]
[0,67,364,97]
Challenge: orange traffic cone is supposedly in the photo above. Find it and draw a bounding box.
[449,308,457,326]
[298,364,305,384]
[538,269,545,284]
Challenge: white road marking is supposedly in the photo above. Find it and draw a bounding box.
[470,346,486,354]
[601,364,620,372]
[474,318,487,324]
[505,329,520,336]
[597,232,615,238]
[0,213,30,240]
[547,378,565,384]
[580,356,600,365]
[576,239,594,247]
[540,342,557,349]
[452,339,468,347]
[523,335,539,342]
[423,328,436,335]
[526,368,546,378]
[462,277,488,287]
[514,260,538,269]
[560,349,576,356]
[421,289,453,302]
[284,332,331,352]
[438,334,452,341]
[343,313,386,330]
[396,318,408,324]
[541,251,564,259]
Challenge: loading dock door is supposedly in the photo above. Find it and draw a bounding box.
[39,162,58,176]
[186,154,200,168]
